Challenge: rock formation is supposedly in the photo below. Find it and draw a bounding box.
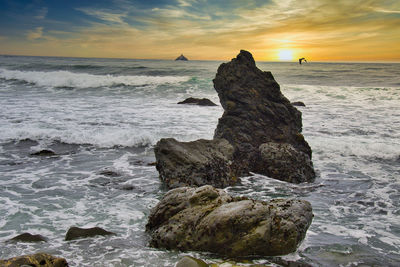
[146,185,313,256]
[175,54,188,61]
[178,97,217,106]
[0,253,68,267]
[65,226,115,241]
[8,232,47,242]
[213,50,314,182]
[154,138,241,188]
[154,50,315,187]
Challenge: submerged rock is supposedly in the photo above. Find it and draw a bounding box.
[154,138,241,188]
[146,185,313,256]
[31,149,56,156]
[213,50,315,183]
[178,97,217,106]
[8,232,47,243]
[65,226,115,241]
[0,253,68,267]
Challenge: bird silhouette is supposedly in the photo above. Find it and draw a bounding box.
[299,58,307,64]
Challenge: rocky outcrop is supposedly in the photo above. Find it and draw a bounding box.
[213,50,314,183]
[175,54,188,61]
[154,138,243,188]
[0,253,68,267]
[65,226,115,241]
[178,97,217,106]
[155,50,315,187]
[146,185,313,256]
[8,232,47,242]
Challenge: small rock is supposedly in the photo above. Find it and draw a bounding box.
[31,149,56,156]
[291,101,306,107]
[0,253,68,267]
[176,256,208,267]
[8,232,47,243]
[65,226,115,241]
[178,97,217,106]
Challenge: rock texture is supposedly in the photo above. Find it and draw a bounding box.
[146,185,313,256]
[0,253,68,267]
[155,50,315,187]
[65,226,115,241]
[154,138,242,188]
[178,97,217,106]
[213,50,314,183]
[8,232,47,242]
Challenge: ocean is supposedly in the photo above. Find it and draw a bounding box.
[0,55,399,266]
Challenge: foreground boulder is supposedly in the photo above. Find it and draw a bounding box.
[146,185,313,256]
[154,138,243,188]
[178,97,217,106]
[155,50,315,188]
[65,226,115,241]
[0,253,68,267]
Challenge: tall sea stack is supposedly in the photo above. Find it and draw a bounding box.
[155,50,315,188]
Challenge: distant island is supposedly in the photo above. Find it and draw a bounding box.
[175,54,188,61]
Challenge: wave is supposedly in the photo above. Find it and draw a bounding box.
[0,68,189,88]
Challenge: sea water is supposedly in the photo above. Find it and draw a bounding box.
[0,55,399,266]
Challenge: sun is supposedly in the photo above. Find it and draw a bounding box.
[277,49,293,61]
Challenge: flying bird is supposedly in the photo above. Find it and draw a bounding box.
[299,58,307,64]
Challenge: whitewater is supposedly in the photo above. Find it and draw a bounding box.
[0,55,399,266]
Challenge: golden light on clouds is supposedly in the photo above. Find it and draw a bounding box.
[0,0,399,61]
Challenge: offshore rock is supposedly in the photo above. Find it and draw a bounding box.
[65,226,115,241]
[291,101,306,107]
[31,149,56,156]
[0,253,68,267]
[213,50,315,183]
[178,97,217,106]
[175,54,188,61]
[8,232,47,242]
[146,185,313,256]
[154,138,241,188]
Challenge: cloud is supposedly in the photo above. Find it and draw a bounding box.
[34,7,48,19]
[27,27,43,40]
[76,7,128,25]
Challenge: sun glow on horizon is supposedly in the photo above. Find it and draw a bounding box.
[277,49,294,61]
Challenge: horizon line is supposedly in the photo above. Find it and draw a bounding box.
[1,53,399,64]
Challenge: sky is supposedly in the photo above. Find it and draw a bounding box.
[0,0,399,61]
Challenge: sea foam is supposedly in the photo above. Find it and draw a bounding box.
[0,68,189,88]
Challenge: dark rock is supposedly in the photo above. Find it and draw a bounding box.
[65,226,115,241]
[0,253,68,267]
[175,54,188,61]
[155,50,315,187]
[31,149,56,156]
[178,97,217,106]
[213,50,315,183]
[292,101,306,107]
[146,185,313,257]
[154,138,241,188]
[98,168,120,177]
[8,232,47,243]
[176,256,208,267]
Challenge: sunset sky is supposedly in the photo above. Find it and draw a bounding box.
[1,0,399,61]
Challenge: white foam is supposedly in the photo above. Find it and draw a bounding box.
[0,68,189,88]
